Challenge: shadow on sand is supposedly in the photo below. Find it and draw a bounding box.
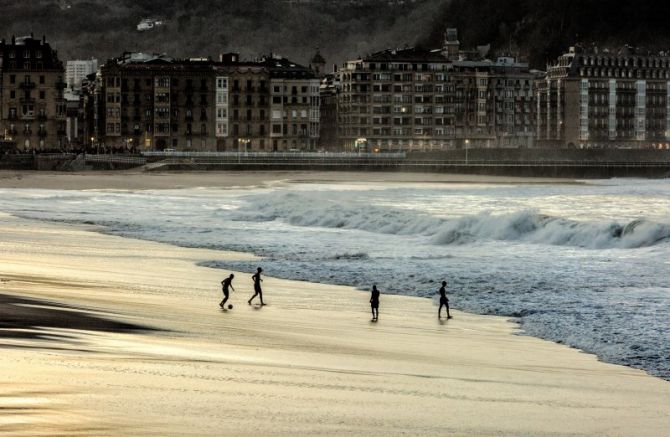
[0,293,156,341]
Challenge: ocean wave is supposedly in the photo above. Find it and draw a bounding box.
[234,192,670,249]
[430,213,670,249]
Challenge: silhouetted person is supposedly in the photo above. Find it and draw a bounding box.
[438,281,452,319]
[220,273,235,308]
[370,284,380,321]
[248,267,265,305]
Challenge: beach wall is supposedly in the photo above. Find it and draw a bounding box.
[406,148,670,163]
[3,149,670,177]
[149,160,670,178]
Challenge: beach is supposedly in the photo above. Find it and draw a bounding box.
[1,172,669,435]
[0,170,577,190]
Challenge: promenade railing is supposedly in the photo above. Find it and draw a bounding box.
[141,151,406,159]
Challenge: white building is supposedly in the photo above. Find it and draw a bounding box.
[137,18,164,32]
[66,59,98,91]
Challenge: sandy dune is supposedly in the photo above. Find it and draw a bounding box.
[0,214,669,436]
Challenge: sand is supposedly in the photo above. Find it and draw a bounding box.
[0,170,579,190]
[0,212,669,436]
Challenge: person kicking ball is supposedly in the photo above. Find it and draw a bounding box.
[220,274,235,308]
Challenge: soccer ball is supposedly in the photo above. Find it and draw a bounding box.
[228,304,233,310]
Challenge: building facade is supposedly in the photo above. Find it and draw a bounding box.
[100,52,319,152]
[318,71,340,150]
[337,48,452,151]
[537,46,670,148]
[268,57,320,151]
[450,58,536,148]
[100,53,216,151]
[66,58,98,91]
[337,32,537,151]
[0,35,67,150]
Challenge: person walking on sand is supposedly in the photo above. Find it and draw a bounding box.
[370,284,380,321]
[220,274,235,308]
[248,267,265,306]
[438,281,452,319]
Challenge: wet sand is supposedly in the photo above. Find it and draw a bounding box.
[1,212,669,436]
[0,170,579,191]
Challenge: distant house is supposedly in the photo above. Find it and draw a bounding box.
[137,18,164,32]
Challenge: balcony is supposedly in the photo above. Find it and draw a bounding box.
[20,80,36,90]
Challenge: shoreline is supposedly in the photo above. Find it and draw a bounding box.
[0,169,583,190]
[1,213,669,435]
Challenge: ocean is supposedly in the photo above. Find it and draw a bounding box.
[1,178,669,379]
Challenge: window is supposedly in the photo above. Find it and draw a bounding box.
[39,75,45,84]
[10,75,15,84]
[39,91,45,99]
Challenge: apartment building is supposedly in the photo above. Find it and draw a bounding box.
[100,53,216,151]
[0,35,67,150]
[338,47,452,151]
[100,52,319,152]
[536,46,670,148]
[268,57,320,151]
[217,55,270,152]
[337,42,536,151]
[451,57,536,148]
[319,71,340,150]
[66,58,98,91]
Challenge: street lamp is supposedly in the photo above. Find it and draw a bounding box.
[238,137,250,163]
[464,139,470,165]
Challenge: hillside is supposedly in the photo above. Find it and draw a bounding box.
[0,0,440,66]
[421,0,670,68]
[3,1,670,68]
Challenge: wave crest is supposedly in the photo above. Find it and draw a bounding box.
[234,192,670,249]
